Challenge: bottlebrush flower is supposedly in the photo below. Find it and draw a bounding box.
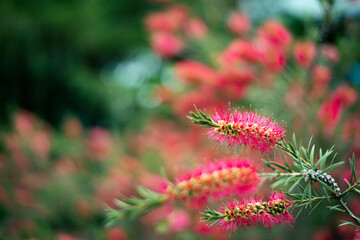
[317,85,358,134]
[144,12,180,33]
[150,32,184,59]
[207,106,286,152]
[259,20,292,50]
[184,18,208,39]
[311,65,332,99]
[165,158,259,206]
[175,60,219,86]
[203,192,294,232]
[294,41,316,69]
[227,11,251,35]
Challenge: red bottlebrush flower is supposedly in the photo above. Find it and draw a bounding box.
[165,158,259,206]
[261,47,286,73]
[312,65,332,84]
[184,18,208,39]
[311,65,332,98]
[214,192,293,232]
[168,209,191,232]
[259,20,292,50]
[150,32,184,58]
[175,60,219,86]
[87,127,114,161]
[144,12,180,33]
[106,227,128,240]
[219,39,261,65]
[317,85,358,134]
[220,65,255,85]
[294,41,316,69]
[227,11,251,35]
[166,4,189,24]
[207,106,286,152]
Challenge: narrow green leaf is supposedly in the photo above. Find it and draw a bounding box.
[306,183,312,208]
[308,199,324,215]
[353,188,360,194]
[307,136,313,152]
[314,149,333,169]
[319,184,330,201]
[280,151,292,171]
[295,207,304,218]
[292,133,298,149]
[301,184,310,203]
[289,178,303,192]
[344,178,351,187]
[350,154,356,185]
[327,205,345,212]
[301,146,310,162]
[318,180,336,194]
[115,200,130,208]
[272,177,288,188]
[310,144,315,167]
[269,161,291,172]
[330,152,338,166]
[339,221,360,229]
[321,161,344,174]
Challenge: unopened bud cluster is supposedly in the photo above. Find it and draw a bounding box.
[306,169,341,196]
[166,158,258,204]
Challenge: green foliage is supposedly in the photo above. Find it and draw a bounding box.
[263,135,360,227]
[106,186,167,227]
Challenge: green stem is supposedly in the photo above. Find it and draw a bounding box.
[339,199,360,226]
[260,172,305,177]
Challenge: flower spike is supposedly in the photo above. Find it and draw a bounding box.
[201,192,294,232]
[166,158,259,205]
[189,105,286,152]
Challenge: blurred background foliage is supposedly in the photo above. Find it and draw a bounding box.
[1,0,360,239]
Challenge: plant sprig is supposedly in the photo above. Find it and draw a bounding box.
[262,135,360,227]
[105,186,167,227]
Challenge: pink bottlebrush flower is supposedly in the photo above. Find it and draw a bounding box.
[207,106,286,152]
[165,158,259,206]
[150,32,184,58]
[312,65,332,84]
[218,39,261,65]
[168,209,191,232]
[173,90,225,117]
[215,192,294,232]
[261,47,286,73]
[29,130,51,158]
[144,12,180,33]
[317,85,358,134]
[13,110,35,136]
[57,233,79,240]
[184,18,208,39]
[87,127,114,161]
[294,41,316,69]
[259,20,292,51]
[220,65,255,85]
[311,65,332,99]
[166,4,189,24]
[342,115,360,143]
[106,227,128,240]
[227,11,251,35]
[175,60,219,86]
